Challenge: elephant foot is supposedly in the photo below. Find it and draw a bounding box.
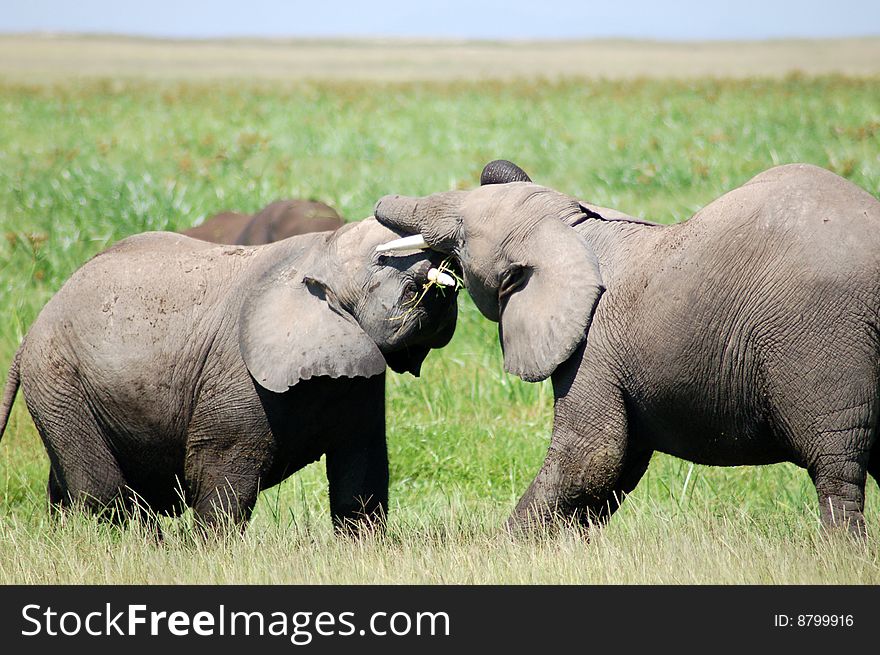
[503,507,594,543]
[818,497,868,540]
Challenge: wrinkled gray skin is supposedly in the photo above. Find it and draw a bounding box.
[376,161,880,537]
[183,200,344,245]
[0,219,457,534]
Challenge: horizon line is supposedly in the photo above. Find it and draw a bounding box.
[4,31,880,45]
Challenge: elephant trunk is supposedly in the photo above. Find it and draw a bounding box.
[374,191,466,255]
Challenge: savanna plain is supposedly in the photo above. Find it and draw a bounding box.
[1,38,880,583]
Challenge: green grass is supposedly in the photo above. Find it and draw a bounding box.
[1,76,880,583]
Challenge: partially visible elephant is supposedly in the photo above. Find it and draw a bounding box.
[375,160,880,537]
[182,211,251,243]
[0,219,458,534]
[183,199,345,245]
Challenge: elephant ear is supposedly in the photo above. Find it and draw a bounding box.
[239,268,386,393]
[497,218,604,382]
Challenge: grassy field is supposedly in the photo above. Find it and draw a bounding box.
[1,70,879,583]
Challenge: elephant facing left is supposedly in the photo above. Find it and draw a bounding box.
[0,218,459,535]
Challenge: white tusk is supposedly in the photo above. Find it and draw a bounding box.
[428,268,456,287]
[376,234,429,253]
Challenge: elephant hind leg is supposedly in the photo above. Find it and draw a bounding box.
[763,353,876,537]
[785,409,874,538]
[809,454,870,538]
[48,462,162,539]
[189,473,259,537]
[29,388,133,523]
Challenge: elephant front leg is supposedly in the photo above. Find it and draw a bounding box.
[506,361,646,536]
[506,433,649,536]
[325,425,389,537]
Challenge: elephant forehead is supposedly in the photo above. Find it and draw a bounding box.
[460,186,574,260]
[467,183,578,226]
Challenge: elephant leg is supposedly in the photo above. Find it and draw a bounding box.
[807,447,870,537]
[29,395,131,523]
[325,421,389,536]
[762,340,877,537]
[776,398,874,538]
[809,457,869,537]
[46,453,149,532]
[47,466,68,515]
[505,431,644,536]
[184,416,267,536]
[189,470,260,536]
[506,346,637,535]
[591,449,654,525]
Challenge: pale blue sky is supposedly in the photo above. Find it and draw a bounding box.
[3,0,880,40]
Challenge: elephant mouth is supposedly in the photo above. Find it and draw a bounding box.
[394,258,460,320]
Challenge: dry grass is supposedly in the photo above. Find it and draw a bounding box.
[2,34,880,82]
[2,496,878,584]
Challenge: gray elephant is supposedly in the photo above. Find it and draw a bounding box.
[375,160,880,536]
[183,199,344,245]
[0,218,458,534]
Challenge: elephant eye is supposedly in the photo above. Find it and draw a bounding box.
[499,264,527,301]
[402,281,419,304]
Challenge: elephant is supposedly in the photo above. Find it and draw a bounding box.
[182,211,251,243]
[183,199,344,245]
[0,218,459,535]
[374,160,880,537]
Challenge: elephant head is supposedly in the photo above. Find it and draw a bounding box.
[373,162,604,383]
[239,218,459,393]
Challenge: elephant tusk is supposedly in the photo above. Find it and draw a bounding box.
[375,234,429,253]
[428,268,456,287]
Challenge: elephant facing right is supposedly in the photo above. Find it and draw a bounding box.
[376,161,880,537]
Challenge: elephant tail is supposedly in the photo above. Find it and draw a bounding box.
[0,343,22,441]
